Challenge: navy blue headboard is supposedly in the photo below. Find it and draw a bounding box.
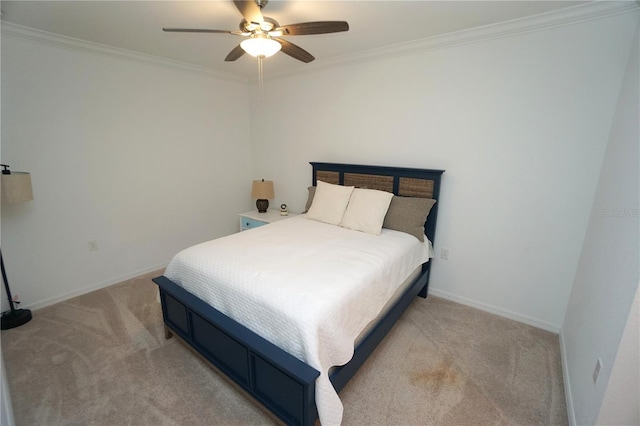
[310,162,445,244]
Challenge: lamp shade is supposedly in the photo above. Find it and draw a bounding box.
[241,36,282,58]
[252,180,274,199]
[1,172,33,203]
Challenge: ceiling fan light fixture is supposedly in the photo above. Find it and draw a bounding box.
[241,34,281,58]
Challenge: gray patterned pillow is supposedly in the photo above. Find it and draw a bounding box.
[304,186,316,213]
[383,196,436,241]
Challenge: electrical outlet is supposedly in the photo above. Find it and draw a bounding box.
[88,240,98,252]
[593,358,602,384]
[441,247,450,260]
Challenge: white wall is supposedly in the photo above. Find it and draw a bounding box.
[1,32,254,311]
[561,20,639,426]
[250,12,638,331]
[596,286,640,425]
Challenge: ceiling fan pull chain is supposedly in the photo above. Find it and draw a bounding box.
[258,55,264,96]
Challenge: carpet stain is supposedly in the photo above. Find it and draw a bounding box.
[410,356,458,389]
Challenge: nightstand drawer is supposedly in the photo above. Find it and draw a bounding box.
[241,217,267,231]
[239,210,297,232]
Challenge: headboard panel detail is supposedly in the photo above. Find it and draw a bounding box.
[398,177,434,199]
[310,162,445,244]
[316,171,340,185]
[343,173,394,193]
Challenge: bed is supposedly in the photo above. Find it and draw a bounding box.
[153,162,444,425]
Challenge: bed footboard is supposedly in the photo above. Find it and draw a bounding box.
[153,264,430,425]
[153,276,320,426]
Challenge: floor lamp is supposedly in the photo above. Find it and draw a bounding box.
[1,164,33,330]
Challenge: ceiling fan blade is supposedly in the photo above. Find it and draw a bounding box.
[275,38,314,63]
[225,45,246,62]
[163,28,233,34]
[277,21,349,36]
[233,0,264,25]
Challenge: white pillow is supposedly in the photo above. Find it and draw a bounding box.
[306,180,355,225]
[340,188,394,235]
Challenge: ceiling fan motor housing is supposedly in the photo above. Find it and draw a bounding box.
[240,17,278,33]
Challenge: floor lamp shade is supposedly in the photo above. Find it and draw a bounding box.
[252,179,274,213]
[1,172,33,203]
[1,165,34,329]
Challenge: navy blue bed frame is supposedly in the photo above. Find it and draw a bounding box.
[153,162,444,425]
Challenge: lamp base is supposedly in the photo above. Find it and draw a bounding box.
[1,308,32,330]
[256,199,269,213]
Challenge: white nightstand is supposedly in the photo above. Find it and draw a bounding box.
[238,210,297,231]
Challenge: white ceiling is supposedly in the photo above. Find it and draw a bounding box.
[1,1,592,79]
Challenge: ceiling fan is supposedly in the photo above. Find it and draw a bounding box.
[163,0,349,63]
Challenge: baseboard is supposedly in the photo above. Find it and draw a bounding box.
[559,330,577,426]
[427,287,561,333]
[25,263,167,311]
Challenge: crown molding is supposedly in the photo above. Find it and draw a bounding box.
[268,0,640,81]
[0,21,249,83]
[1,1,638,84]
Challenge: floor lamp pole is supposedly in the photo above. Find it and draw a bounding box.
[1,249,32,330]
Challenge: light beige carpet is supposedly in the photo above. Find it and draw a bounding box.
[1,271,567,425]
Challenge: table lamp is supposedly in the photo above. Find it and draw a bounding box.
[251,179,274,213]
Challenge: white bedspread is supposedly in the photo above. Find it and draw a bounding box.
[164,215,431,425]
